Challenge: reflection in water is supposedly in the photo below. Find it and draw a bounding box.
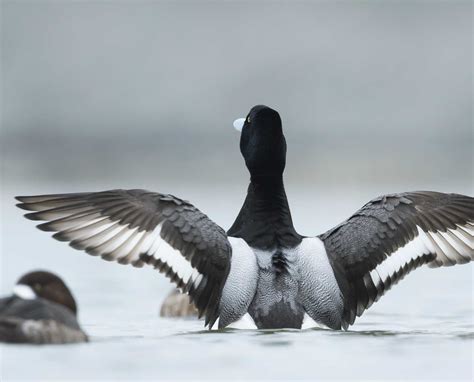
[174,323,473,343]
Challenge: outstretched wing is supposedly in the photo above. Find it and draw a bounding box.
[318,191,474,329]
[16,189,232,327]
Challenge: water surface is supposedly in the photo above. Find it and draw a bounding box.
[1,186,472,381]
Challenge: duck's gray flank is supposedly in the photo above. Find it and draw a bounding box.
[218,237,257,328]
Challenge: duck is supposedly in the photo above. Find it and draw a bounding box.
[16,105,474,330]
[0,270,88,344]
[160,289,199,318]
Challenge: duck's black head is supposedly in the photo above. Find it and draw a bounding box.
[229,105,301,248]
[234,105,286,180]
[16,270,78,315]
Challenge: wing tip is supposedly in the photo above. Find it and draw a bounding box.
[16,202,34,211]
[15,195,49,204]
[36,222,56,232]
[52,231,71,242]
[23,211,43,221]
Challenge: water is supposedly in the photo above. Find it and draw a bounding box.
[1,184,472,381]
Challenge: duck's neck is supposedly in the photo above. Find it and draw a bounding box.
[227,175,302,250]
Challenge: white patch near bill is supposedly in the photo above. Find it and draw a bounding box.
[233,118,245,132]
[13,284,36,300]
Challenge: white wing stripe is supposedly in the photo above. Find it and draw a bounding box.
[443,230,471,259]
[461,223,474,235]
[417,228,436,253]
[456,226,474,242]
[72,222,122,249]
[368,227,432,288]
[120,229,154,264]
[193,273,204,288]
[367,223,474,287]
[37,206,95,221]
[45,211,104,231]
[139,228,160,254]
[58,214,203,285]
[396,239,412,271]
[112,229,146,260]
[91,225,138,255]
[445,229,468,259]
[449,227,473,249]
[128,223,202,284]
[369,268,383,290]
[148,225,164,256]
[61,218,115,241]
[429,232,458,263]
[426,231,452,266]
[375,258,391,284]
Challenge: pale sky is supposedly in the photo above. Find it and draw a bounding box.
[1,1,472,189]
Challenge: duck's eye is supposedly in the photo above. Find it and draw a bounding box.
[247,116,251,123]
[35,283,42,291]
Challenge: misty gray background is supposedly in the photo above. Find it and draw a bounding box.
[2,1,472,190]
[0,1,473,381]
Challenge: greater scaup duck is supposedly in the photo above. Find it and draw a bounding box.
[16,105,473,330]
[0,271,88,343]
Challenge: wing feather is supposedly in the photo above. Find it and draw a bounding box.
[17,189,232,327]
[319,191,474,329]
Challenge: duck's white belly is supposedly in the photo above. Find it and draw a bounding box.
[219,237,344,330]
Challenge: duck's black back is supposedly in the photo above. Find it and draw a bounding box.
[0,296,80,330]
